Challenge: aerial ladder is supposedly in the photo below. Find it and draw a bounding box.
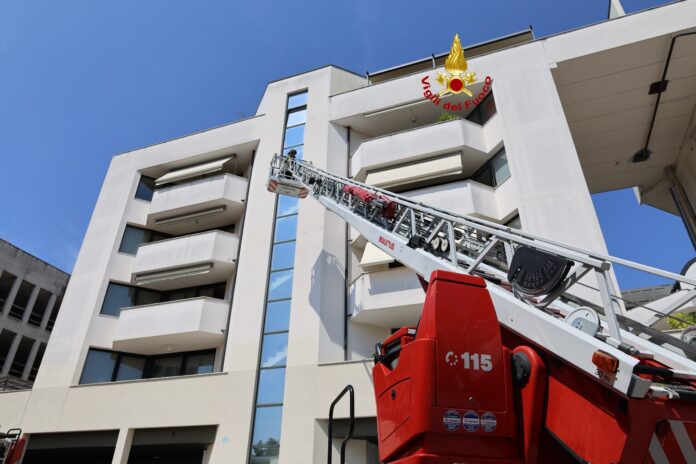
[268,151,696,464]
[0,429,24,464]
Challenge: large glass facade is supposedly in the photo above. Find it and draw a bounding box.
[249,90,307,463]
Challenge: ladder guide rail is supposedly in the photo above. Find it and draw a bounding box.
[268,153,696,397]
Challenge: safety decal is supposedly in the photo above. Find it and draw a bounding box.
[443,409,461,431]
[481,412,497,432]
[462,410,480,432]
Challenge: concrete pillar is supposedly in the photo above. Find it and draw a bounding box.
[1,276,22,319]
[111,428,134,464]
[21,339,40,380]
[21,285,40,324]
[40,293,57,330]
[0,333,21,376]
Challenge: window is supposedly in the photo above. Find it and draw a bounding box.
[150,355,184,378]
[80,349,118,384]
[101,282,227,317]
[184,352,215,375]
[505,214,522,230]
[100,283,155,317]
[0,271,17,310]
[472,147,510,188]
[135,176,156,201]
[28,289,52,326]
[119,225,169,255]
[9,280,34,320]
[79,348,215,384]
[250,90,306,463]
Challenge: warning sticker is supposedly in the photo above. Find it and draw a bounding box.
[443,410,461,431]
[481,412,497,432]
[462,410,480,432]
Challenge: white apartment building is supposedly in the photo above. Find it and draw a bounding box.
[1,2,695,462]
[0,240,68,391]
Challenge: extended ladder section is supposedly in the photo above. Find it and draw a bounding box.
[268,153,696,399]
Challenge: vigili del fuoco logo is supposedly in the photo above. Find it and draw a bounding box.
[421,34,492,111]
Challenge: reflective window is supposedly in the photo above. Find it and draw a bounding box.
[119,226,169,255]
[135,176,156,201]
[80,349,118,384]
[287,92,307,110]
[256,368,286,405]
[260,333,288,368]
[0,271,17,310]
[286,108,306,127]
[283,125,305,149]
[184,352,215,375]
[120,226,148,254]
[491,148,510,186]
[274,215,298,242]
[250,406,282,461]
[267,270,293,301]
[100,283,137,316]
[115,355,146,381]
[276,196,299,217]
[264,300,291,333]
[271,242,296,271]
[149,356,183,378]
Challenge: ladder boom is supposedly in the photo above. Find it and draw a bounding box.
[267,153,696,397]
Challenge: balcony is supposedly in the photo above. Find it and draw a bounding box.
[350,267,425,328]
[351,115,503,182]
[113,297,227,355]
[147,174,248,235]
[132,230,239,291]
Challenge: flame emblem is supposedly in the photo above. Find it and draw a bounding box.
[436,34,477,97]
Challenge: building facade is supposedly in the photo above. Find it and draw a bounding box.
[0,240,67,392]
[0,2,695,462]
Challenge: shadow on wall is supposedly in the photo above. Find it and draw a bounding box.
[309,249,346,357]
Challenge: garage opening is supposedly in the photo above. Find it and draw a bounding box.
[23,430,118,464]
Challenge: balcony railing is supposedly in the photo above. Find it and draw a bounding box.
[148,173,248,235]
[113,297,228,355]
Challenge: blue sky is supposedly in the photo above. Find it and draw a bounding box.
[0,0,691,289]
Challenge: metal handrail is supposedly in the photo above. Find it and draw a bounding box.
[327,385,355,464]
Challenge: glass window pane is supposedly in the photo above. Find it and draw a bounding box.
[274,215,297,243]
[115,355,145,381]
[277,196,299,217]
[257,368,286,405]
[283,125,305,149]
[264,300,291,333]
[184,352,215,375]
[271,241,296,271]
[287,92,307,109]
[286,109,306,127]
[80,349,117,384]
[149,356,183,378]
[473,166,493,187]
[100,283,136,316]
[491,148,510,186]
[250,406,282,459]
[267,270,293,301]
[283,145,303,160]
[119,226,148,255]
[135,288,160,306]
[28,289,51,326]
[135,176,156,201]
[260,333,288,368]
